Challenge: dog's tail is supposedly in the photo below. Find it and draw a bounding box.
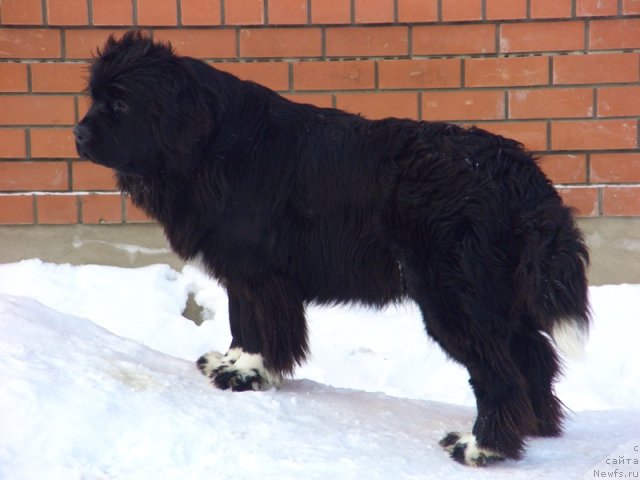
[514,196,591,358]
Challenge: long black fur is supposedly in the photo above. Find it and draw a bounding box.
[75,31,590,463]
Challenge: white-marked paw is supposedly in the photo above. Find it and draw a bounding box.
[439,432,505,467]
[196,348,242,377]
[197,349,281,392]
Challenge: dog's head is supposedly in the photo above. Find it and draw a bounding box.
[75,30,214,177]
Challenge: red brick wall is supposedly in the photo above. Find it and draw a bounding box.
[1,0,639,224]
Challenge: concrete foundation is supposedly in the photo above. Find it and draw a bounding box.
[0,218,639,286]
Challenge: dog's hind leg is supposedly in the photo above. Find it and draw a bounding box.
[443,340,538,466]
[429,300,537,465]
[407,269,537,466]
[511,326,565,437]
[197,274,309,391]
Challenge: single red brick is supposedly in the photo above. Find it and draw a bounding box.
[590,19,640,50]
[530,0,572,18]
[81,193,123,223]
[336,92,418,120]
[293,60,375,90]
[486,0,527,19]
[268,0,308,24]
[413,24,496,55]
[397,0,438,22]
[77,95,91,120]
[46,0,88,25]
[598,86,640,117]
[137,0,177,25]
[0,195,34,224]
[125,196,153,223]
[441,0,482,21]
[0,0,43,25]
[72,161,118,190]
[551,120,637,151]
[479,122,548,151]
[557,187,599,216]
[0,129,26,158]
[240,28,322,58]
[181,0,221,25]
[225,0,264,25]
[92,0,134,25]
[508,88,594,119]
[553,53,639,85]
[215,61,290,91]
[0,28,61,59]
[31,128,78,158]
[326,26,408,57]
[0,96,75,126]
[422,90,505,122]
[354,0,395,23]
[577,0,618,16]
[602,187,640,216]
[465,56,549,88]
[37,194,78,224]
[282,93,334,108]
[31,63,89,93]
[591,153,640,183]
[378,59,460,89]
[154,29,237,58]
[0,63,28,92]
[500,21,585,53]
[623,0,640,14]
[0,161,69,191]
[64,29,129,59]
[310,0,351,24]
[538,154,587,184]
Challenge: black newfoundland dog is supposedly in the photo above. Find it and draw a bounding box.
[75,31,590,467]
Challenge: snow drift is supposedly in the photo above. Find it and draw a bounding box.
[0,259,638,479]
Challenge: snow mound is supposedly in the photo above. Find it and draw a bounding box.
[0,260,638,479]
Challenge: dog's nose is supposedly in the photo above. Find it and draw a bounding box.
[73,124,91,144]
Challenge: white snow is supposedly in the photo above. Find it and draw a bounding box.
[0,258,638,479]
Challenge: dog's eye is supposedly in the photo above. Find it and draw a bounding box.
[113,99,129,113]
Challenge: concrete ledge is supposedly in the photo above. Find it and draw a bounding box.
[578,217,640,286]
[0,224,181,270]
[1,218,639,286]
